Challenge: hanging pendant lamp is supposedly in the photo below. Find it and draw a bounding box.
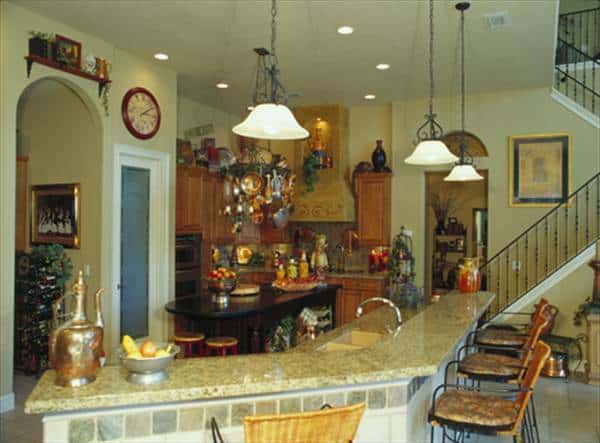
[405,0,458,166]
[445,2,483,182]
[233,0,308,140]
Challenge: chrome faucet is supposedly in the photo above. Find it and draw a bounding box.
[356,297,402,334]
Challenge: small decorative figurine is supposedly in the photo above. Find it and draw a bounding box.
[311,234,329,275]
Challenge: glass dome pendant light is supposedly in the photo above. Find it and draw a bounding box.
[232,0,308,140]
[405,0,458,165]
[445,2,483,182]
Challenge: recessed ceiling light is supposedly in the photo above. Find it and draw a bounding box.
[216,82,229,89]
[364,94,376,100]
[337,26,354,35]
[247,105,255,111]
[376,63,390,70]
[154,53,169,61]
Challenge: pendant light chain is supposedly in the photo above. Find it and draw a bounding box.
[460,4,466,162]
[428,0,435,120]
[270,0,280,104]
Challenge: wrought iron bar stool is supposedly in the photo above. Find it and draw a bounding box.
[206,336,239,356]
[429,341,551,443]
[445,315,549,442]
[173,331,206,358]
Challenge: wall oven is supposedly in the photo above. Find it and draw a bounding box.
[175,235,201,270]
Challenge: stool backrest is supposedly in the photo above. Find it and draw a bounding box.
[244,402,366,443]
[530,298,549,324]
[518,314,549,380]
[511,341,551,433]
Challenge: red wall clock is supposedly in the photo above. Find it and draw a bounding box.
[121,87,161,140]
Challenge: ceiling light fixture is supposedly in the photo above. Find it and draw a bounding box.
[337,26,354,35]
[445,2,483,182]
[153,53,169,61]
[376,63,390,70]
[233,0,308,140]
[405,0,458,166]
[216,82,229,89]
[364,94,376,100]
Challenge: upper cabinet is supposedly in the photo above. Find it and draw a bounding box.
[355,172,392,247]
[176,165,205,234]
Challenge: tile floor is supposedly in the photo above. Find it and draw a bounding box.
[0,372,599,442]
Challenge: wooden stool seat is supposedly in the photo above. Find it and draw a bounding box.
[206,336,239,356]
[174,332,206,358]
[174,332,206,342]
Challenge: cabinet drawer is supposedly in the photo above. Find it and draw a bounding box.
[360,279,384,292]
[342,278,361,290]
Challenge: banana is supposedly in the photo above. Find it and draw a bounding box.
[122,335,138,354]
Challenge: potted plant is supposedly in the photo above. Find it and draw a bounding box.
[28,31,55,60]
[29,244,73,291]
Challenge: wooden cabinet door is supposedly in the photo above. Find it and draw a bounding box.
[342,289,363,325]
[356,173,391,247]
[213,177,235,243]
[175,165,189,233]
[186,167,204,233]
[201,172,216,241]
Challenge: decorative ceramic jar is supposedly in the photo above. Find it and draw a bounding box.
[371,140,387,172]
[457,257,481,293]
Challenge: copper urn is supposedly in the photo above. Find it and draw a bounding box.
[49,271,104,387]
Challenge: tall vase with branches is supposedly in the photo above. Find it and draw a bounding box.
[430,192,456,235]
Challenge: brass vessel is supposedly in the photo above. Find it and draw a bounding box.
[49,271,104,387]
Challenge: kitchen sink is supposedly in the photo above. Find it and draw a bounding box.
[317,330,384,352]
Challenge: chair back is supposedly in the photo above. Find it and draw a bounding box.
[517,313,549,379]
[530,298,549,324]
[511,341,551,433]
[244,402,366,443]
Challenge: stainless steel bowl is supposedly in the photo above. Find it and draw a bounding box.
[207,278,237,295]
[120,342,180,385]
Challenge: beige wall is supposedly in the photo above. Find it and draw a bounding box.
[391,87,600,288]
[177,96,241,150]
[17,79,103,295]
[0,1,177,400]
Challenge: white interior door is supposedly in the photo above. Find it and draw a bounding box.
[112,145,169,348]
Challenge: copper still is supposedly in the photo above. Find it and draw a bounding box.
[49,271,104,387]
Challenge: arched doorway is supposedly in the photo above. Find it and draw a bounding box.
[14,77,103,375]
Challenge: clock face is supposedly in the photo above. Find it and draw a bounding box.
[121,87,161,139]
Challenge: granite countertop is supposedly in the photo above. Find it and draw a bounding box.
[25,291,495,415]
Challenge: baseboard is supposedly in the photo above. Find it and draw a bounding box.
[0,392,15,413]
[550,88,600,128]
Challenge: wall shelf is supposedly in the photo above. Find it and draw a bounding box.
[25,55,111,97]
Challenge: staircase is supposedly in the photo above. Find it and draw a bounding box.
[482,173,600,318]
[553,6,600,125]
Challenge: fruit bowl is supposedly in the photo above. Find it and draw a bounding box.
[207,277,237,295]
[120,341,180,385]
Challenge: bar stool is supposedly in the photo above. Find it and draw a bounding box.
[206,336,238,356]
[173,332,206,358]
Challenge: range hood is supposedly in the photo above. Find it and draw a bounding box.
[290,105,356,222]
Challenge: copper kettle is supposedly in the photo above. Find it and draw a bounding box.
[49,271,104,387]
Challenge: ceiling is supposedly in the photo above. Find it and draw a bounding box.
[14,0,558,114]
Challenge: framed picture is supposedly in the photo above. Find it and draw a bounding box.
[508,133,571,207]
[31,183,80,248]
[54,34,81,69]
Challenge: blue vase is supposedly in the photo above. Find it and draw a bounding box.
[371,140,387,172]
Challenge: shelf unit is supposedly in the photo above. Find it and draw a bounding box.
[25,55,112,97]
[431,232,467,293]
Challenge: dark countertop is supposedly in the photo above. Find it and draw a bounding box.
[164,284,341,320]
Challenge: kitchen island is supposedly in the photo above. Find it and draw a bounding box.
[26,291,494,443]
[165,284,340,353]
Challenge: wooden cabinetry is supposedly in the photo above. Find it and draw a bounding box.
[213,176,235,243]
[15,156,28,251]
[176,165,205,234]
[327,276,387,326]
[260,221,289,243]
[355,172,391,247]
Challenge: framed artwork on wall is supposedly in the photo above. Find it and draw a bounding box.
[31,183,81,248]
[54,34,82,69]
[508,133,571,207]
